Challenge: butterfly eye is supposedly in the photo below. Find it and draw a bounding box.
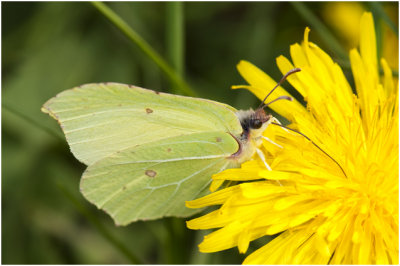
[252,119,263,129]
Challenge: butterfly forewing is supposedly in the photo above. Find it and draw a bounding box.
[42,83,242,165]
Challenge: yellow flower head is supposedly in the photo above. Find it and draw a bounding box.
[186,12,398,264]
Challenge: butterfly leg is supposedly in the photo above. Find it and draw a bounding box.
[256,148,283,187]
[262,136,283,149]
[255,148,271,170]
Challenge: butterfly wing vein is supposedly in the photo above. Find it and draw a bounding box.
[81,132,238,225]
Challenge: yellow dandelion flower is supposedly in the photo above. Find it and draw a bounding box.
[186,12,398,264]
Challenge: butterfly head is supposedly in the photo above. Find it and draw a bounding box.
[236,108,272,141]
[230,68,301,163]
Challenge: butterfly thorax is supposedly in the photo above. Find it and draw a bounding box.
[231,108,272,164]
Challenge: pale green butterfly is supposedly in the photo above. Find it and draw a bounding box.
[41,69,300,226]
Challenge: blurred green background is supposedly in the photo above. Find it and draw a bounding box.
[2,2,398,264]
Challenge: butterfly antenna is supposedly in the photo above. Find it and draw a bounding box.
[264,95,293,106]
[257,68,301,109]
[271,122,347,178]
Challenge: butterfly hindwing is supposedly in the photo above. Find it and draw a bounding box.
[80,131,239,225]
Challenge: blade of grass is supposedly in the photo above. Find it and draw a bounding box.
[166,2,184,76]
[166,2,184,94]
[91,1,195,96]
[3,103,63,140]
[291,2,348,61]
[373,8,383,65]
[368,2,398,37]
[57,182,143,264]
[368,2,395,62]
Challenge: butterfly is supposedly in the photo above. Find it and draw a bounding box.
[42,69,300,225]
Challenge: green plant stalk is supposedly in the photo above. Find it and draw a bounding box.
[368,2,398,36]
[165,218,187,263]
[166,2,184,76]
[91,2,195,96]
[374,13,383,66]
[3,103,63,140]
[166,2,185,94]
[291,2,348,61]
[57,183,142,264]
